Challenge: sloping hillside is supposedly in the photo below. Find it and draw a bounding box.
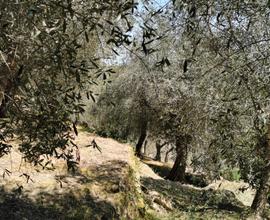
[0,130,259,219]
[0,131,144,219]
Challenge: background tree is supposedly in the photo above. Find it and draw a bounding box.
[2,0,270,217]
[154,140,167,161]
[91,0,270,216]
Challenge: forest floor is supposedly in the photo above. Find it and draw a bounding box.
[0,129,266,219]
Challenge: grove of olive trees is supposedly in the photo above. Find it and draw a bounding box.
[1,0,270,218]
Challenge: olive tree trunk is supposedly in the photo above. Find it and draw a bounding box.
[0,60,22,118]
[154,141,167,161]
[135,120,148,157]
[0,80,13,118]
[164,145,174,163]
[143,140,148,155]
[251,124,270,217]
[0,100,6,118]
[166,136,188,182]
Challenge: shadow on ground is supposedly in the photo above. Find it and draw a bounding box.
[141,177,248,219]
[0,185,119,220]
[145,162,171,178]
[0,160,141,220]
[0,161,134,220]
[142,159,208,187]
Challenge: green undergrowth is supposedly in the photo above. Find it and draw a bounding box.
[221,168,241,182]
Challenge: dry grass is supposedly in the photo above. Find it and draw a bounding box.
[0,131,132,192]
[0,130,142,219]
[141,158,255,207]
[205,179,255,207]
[0,131,258,219]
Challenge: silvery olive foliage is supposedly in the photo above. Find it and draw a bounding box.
[93,0,270,212]
[1,0,270,214]
[0,0,138,169]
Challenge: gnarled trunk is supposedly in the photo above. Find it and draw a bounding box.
[251,124,270,217]
[166,146,187,182]
[135,120,147,157]
[166,136,189,182]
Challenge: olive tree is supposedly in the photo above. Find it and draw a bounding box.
[170,0,270,215]
[0,0,138,169]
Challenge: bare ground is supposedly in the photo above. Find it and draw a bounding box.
[0,130,259,219]
[0,131,142,219]
[0,132,132,194]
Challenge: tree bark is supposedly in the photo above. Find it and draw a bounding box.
[251,169,270,217]
[0,53,21,118]
[143,140,148,155]
[154,141,167,161]
[251,124,270,217]
[135,120,147,157]
[165,146,174,163]
[0,79,13,118]
[166,136,188,182]
[0,102,6,118]
[155,144,162,161]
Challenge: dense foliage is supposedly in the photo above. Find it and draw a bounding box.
[0,0,138,168]
[1,0,270,217]
[90,0,270,216]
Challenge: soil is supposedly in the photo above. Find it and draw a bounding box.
[0,129,259,219]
